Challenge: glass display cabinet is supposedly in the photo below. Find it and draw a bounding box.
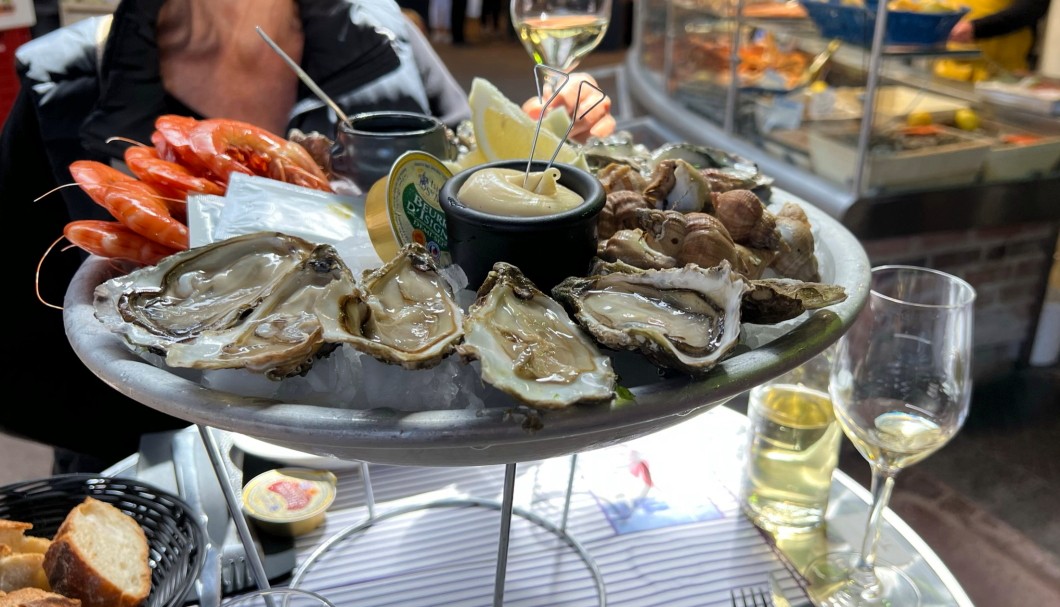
[626,0,1060,239]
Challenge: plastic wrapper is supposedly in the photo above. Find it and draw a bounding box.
[188,173,384,275]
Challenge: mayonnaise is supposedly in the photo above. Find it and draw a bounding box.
[456,167,584,217]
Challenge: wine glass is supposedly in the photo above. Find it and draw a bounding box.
[510,0,612,72]
[804,265,976,607]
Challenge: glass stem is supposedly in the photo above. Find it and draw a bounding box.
[853,468,898,595]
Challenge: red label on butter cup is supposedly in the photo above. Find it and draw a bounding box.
[267,479,315,510]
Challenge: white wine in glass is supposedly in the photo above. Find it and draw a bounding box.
[510,0,612,72]
[805,265,976,607]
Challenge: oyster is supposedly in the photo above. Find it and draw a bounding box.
[589,258,845,324]
[94,231,357,379]
[457,263,616,409]
[319,243,464,370]
[651,142,774,197]
[552,261,750,376]
[582,130,654,173]
[742,278,848,324]
[650,142,759,171]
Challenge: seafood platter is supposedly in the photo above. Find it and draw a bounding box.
[60,81,869,467]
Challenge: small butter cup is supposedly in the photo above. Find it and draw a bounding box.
[438,160,605,293]
[242,468,337,538]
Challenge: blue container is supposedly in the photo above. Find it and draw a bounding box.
[801,1,968,48]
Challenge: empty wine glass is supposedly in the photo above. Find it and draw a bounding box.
[804,265,976,607]
[510,0,612,72]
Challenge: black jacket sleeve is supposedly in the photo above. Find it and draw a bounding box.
[972,0,1051,40]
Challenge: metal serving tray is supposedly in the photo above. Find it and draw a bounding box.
[63,193,869,467]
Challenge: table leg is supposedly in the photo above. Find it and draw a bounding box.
[198,424,272,592]
[493,462,517,607]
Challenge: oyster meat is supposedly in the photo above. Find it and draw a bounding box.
[93,231,357,379]
[552,261,750,376]
[319,243,464,370]
[457,263,616,409]
[589,259,846,324]
[741,278,848,325]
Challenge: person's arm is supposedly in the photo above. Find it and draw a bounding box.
[970,0,1050,39]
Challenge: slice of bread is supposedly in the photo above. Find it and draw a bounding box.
[0,587,80,607]
[0,554,50,592]
[0,519,52,593]
[42,499,150,607]
[0,521,51,555]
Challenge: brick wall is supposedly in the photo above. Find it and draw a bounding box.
[861,222,1059,381]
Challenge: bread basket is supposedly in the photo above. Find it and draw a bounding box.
[0,474,207,607]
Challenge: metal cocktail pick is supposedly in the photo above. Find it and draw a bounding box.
[255,26,351,126]
[523,65,605,192]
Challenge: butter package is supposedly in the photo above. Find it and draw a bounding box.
[242,468,338,538]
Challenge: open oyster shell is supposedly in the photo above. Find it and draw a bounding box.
[552,261,751,376]
[318,243,464,370]
[457,263,616,410]
[93,231,357,379]
[589,259,847,325]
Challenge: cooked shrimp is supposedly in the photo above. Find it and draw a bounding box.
[68,160,140,206]
[70,160,189,250]
[102,182,190,250]
[154,114,218,176]
[63,220,179,266]
[124,145,226,199]
[187,118,332,192]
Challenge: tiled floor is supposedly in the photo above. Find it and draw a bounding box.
[2,33,1059,607]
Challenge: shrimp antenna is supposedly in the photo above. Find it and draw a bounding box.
[106,136,148,147]
[35,235,67,310]
[524,64,569,189]
[34,183,82,203]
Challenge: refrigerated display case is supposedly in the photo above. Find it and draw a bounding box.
[625,0,1060,240]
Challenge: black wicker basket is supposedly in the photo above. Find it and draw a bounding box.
[0,474,207,607]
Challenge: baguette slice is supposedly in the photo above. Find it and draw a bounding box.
[0,521,51,555]
[0,587,80,607]
[42,499,150,607]
[0,553,49,592]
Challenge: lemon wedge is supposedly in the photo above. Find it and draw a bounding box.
[468,77,588,170]
[541,108,573,138]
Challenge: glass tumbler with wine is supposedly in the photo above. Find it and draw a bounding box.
[805,265,976,607]
[510,0,612,72]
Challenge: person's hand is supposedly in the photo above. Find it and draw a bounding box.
[948,19,975,43]
[521,72,616,143]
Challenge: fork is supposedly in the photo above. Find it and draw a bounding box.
[731,585,773,607]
